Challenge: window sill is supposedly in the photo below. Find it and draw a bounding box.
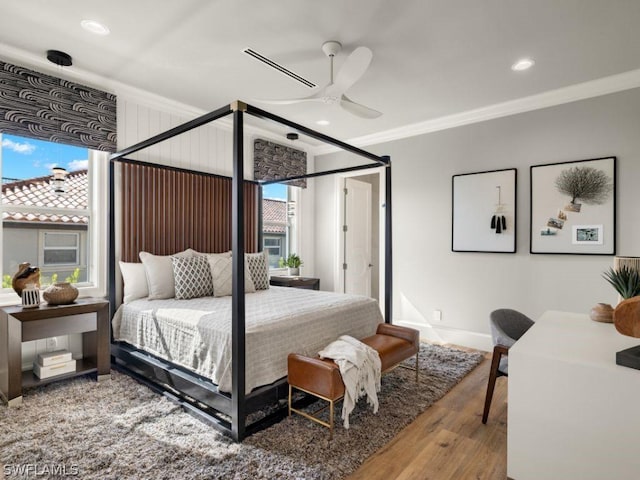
[0,284,106,308]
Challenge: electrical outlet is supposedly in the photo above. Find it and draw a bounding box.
[46,337,58,351]
[433,310,442,322]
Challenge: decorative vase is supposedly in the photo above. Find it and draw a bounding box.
[287,267,299,276]
[613,296,640,337]
[590,303,614,323]
[43,282,79,305]
[21,283,40,309]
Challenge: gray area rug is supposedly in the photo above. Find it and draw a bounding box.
[1,343,483,480]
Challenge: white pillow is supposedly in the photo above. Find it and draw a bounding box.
[139,250,192,299]
[119,261,148,303]
[208,255,256,297]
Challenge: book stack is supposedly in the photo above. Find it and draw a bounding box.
[33,350,76,379]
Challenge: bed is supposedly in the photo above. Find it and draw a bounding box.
[113,287,382,394]
[109,101,392,440]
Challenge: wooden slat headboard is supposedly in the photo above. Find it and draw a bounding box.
[119,161,258,262]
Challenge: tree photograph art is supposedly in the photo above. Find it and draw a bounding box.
[530,157,616,254]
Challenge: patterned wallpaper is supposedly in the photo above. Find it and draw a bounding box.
[0,60,117,152]
[253,138,307,188]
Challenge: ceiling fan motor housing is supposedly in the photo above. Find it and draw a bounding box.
[321,41,342,57]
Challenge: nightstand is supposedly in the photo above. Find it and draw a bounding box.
[270,276,320,290]
[0,298,110,406]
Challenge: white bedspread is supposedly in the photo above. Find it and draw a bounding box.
[112,286,382,393]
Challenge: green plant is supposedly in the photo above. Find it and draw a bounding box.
[602,265,640,299]
[65,268,80,284]
[2,274,12,289]
[283,253,303,268]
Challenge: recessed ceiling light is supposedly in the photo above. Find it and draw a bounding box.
[81,19,110,36]
[316,120,330,126]
[511,58,535,71]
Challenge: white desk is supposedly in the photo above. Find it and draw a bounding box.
[508,311,640,480]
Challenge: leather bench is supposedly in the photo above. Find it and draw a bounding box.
[287,323,420,436]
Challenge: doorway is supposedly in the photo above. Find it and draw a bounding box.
[336,172,381,300]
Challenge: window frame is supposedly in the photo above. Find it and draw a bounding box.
[40,231,81,267]
[0,133,108,304]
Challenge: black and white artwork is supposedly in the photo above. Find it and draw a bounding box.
[452,168,517,253]
[530,156,615,254]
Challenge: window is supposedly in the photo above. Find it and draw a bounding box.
[42,232,80,265]
[263,236,283,268]
[1,133,108,298]
[261,183,300,269]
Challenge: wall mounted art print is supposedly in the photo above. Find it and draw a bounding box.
[452,168,517,253]
[530,156,616,255]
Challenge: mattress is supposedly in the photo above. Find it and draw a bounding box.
[112,286,382,393]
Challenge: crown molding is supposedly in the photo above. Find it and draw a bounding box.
[311,68,640,156]
[5,43,639,158]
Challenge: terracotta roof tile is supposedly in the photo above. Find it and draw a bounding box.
[263,198,287,234]
[2,170,89,224]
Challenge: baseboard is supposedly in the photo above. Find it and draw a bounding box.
[394,320,492,352]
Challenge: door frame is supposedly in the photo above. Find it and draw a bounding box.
[334,167,386,310]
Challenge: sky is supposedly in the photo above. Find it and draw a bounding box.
[1,134,289,201]
[1,134,88,181]
[262,183,287,200]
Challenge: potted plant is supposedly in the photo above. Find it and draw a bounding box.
[602,265,640,300]
[280,254,303,276]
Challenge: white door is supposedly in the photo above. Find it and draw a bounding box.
[343,178,372,296]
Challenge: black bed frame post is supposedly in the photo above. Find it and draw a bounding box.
[231,101,247,441]
[108,159,116,327]
[384,158,392,324]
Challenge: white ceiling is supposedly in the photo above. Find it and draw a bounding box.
[2,0,640,145]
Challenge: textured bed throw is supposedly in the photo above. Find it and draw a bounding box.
[318,335,381,428]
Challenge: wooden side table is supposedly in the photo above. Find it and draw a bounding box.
[270,276,320,290]
[0,298,110,406]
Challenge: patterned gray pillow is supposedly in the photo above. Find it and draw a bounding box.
[171,256,213,300]
[246,251,270,290]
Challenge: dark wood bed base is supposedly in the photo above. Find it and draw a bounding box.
[109,101,392,440]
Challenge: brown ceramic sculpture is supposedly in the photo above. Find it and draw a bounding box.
[590,303,614,323]
[613,296,640,337]
[12,262,40,296]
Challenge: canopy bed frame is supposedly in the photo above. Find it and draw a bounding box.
[108,101,392,441]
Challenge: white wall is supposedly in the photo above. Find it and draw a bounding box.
[315,87,640,351]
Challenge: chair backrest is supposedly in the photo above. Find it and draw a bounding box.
[489,309,534,348]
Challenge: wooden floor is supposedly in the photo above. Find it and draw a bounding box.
[347,349,508,480]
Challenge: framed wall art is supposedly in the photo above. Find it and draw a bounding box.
[452,168,517,253]
[530,156,616,255]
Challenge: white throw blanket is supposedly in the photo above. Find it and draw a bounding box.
[318,335,381,428]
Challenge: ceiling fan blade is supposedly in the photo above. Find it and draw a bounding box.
[340,95,382,119]
[254,89,325,105]
[332,47,373,92]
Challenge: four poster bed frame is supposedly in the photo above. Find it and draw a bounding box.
[108,101,392,441]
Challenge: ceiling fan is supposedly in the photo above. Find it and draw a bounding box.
[256,41,382,119]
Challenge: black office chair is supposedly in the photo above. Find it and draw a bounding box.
[482,308,534,424]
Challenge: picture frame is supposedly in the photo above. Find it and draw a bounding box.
[572,225,604,245]
[530,156,615,255]
[452,168,517,253]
